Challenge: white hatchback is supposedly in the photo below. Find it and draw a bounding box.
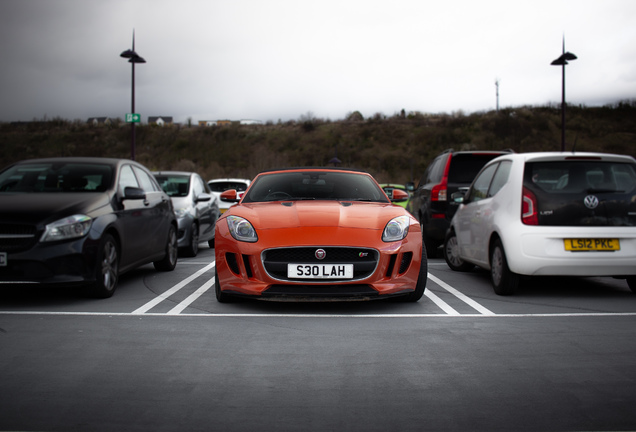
[443,152,636,295]
[207,178,251,214]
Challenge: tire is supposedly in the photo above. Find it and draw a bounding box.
[443,230,474,272]
[215,268,236,303]
[183,222,199,257]
[393,242,427,302]
[626,277,636,293]
[86,233,119,298]
[153,224,178,271]
[490,238,518,295]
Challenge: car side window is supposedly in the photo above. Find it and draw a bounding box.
[487,161,512,198]
[119,165,139,194]
[193,175,205,196]
[132,166,159,193]
[466,163,498,203]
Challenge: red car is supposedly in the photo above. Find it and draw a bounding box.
[214,167,426,302]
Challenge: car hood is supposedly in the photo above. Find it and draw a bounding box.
[0,192,112,225]
[230,201,407,231]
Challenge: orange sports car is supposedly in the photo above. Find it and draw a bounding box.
[214,168,427,302]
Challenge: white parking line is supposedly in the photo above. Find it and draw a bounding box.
[427,273,495,315]
[424,285,460,315]
[166,274,215,315]
[132,261,216,314]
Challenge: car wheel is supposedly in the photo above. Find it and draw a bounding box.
[626,277,636,293]
[183,222,199,257]
[490,238,518,296]
[392,243,427,302]
[443,230,474,272]
[154,224,178,271]
[215,267,236,303]
[86,233,119,298]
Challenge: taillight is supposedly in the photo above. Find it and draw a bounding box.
[521,187,538,225]
[431,182,447,201]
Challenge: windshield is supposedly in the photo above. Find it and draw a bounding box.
[155,174,190,197]
[242,171,389,203]
[0,162,113,193]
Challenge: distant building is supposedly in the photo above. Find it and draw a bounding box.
[87,117,112,126]
[240,119,262,125]
[148,116,173,126]
[198,120,217,127]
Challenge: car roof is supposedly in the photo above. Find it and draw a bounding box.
[152,171,196,176]
[208,178,251,183]
[9,156,132,166]
[256,167,370,175]
[492,151,636,163]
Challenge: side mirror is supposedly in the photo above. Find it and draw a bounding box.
[124,186,146,200]
[220,189,240,203]
[405,182,415,192]
[450,191,466,204]
[196,192,212,202]
[391,189,409,202]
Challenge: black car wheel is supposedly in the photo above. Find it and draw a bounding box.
[392,243,427,302]
[443,230,474,272]
[154,224,178,271]
[490,238,518,295]
[86,233,119,298]
[183,222,199,257]
[215,267,237,303]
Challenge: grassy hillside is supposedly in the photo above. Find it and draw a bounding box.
[2,102,635,184]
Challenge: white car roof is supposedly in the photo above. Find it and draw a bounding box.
[492,151,636,164]
[207,178,251,183]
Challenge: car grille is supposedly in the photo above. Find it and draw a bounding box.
[262,246,378,282]
[0,224,39,252]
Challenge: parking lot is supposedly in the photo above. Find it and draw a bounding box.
[2,246,636,431]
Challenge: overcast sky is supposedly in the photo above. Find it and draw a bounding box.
[1,0,635,124]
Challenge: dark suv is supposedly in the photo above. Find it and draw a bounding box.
[407,149,512,256]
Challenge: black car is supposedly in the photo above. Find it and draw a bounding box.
[0,157,178,298]
[407,149,512,257]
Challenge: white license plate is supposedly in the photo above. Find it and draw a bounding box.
[288,264,354,279]
[0,252,6,267]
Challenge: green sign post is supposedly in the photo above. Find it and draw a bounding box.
[125,113,141,123]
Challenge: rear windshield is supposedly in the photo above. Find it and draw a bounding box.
[524,160,636,227]
[448,154,503,184]
[0,162,113,193]
[209,181,249,192]
[243,171,389,203]
[524,161,636,194]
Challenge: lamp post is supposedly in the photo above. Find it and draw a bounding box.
[551,38,577,152]
[120,30,146,160]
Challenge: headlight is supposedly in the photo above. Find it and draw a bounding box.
[382,216,410,242]
[226,216,258,243]
[40,215,92,242]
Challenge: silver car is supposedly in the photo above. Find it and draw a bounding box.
[154,171,220,256]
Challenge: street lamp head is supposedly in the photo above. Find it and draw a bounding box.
[129,54,146,64]
[120,49,135,59]
[551,51,577,66]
